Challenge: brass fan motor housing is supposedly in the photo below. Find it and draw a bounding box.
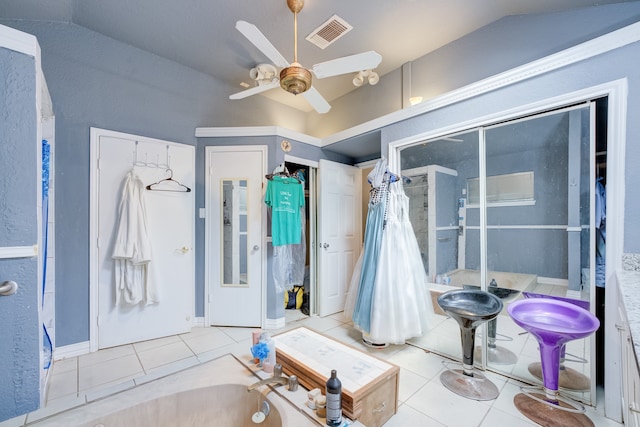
[280,63,312,95]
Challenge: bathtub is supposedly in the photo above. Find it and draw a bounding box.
[428,283,461,316]
[28,354,317,427]
[446,269,537,292]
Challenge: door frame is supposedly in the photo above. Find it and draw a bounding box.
[284,154,319,317]
[204,145,267,327]
[388,79,627,418]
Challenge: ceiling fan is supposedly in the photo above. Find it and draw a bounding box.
[229,0,382,114]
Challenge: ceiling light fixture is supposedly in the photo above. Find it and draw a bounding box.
[280,0,312,95]
[250,63,278,82]
[352,69,379,87]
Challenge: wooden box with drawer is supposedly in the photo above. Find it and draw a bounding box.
[273,327,398,427]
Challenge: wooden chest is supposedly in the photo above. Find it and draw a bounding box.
[273,327,399,427]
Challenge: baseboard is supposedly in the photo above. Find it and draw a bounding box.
[537,276,569,287]
[53,340,91,360]
[264,317,285,330]
[194,317,206,327]
[566,290,583,299]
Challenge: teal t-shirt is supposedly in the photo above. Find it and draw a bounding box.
[265,176,305,246]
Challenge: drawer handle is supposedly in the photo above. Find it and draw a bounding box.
[630,402,640,414]
[373,401,386,413]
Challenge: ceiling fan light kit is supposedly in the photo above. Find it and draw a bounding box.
[368,71,379,85]
[352,69,379,87]
[250,63,278,83]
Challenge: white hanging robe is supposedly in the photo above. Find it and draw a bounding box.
[112,171,157,305]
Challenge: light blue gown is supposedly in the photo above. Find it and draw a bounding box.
[351,182,388,333]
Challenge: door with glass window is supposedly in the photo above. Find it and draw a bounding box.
[207,146,265,327]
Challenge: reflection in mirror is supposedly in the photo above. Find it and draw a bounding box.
[482,106,594,404]
[402,105,597,405]
[402,130,480,364]
[222,179,249,286]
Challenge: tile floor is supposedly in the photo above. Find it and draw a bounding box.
[4,312,622,427]
[408,299,593,405]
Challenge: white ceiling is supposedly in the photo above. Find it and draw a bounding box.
[1,0,635,112]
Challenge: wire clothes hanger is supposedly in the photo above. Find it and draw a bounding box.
[146,168,191,192]
[265,163,300,183]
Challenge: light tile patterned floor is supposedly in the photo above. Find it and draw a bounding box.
[3,312,622,427]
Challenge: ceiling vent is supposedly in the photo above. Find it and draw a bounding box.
[306,14,353,49]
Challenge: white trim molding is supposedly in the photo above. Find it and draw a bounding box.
[0,245,38,259]
[0,23,38,57]
[195,126,322,147]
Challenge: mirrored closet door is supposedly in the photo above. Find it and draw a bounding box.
[402,102,598,404]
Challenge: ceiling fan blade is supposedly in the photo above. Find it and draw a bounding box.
[302,87,331,114]
[229,80,280,100]
[236,20,290,68]
[312,51,382,79]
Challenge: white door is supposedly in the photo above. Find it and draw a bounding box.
[207,146,265,326]
[92,129,195,349]
[317,159,362,317]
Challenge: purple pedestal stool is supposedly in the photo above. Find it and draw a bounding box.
[437,289,503,400]
[508,298,600,427]
[523,292,592,391]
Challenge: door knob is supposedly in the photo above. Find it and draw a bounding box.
[253,245,260,251]
[176,246,190,254]
[0,281,18,296]
[322,243,330,249]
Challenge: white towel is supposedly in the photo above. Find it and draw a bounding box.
[112,171,157,305]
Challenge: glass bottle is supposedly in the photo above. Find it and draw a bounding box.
[325,370,342,426]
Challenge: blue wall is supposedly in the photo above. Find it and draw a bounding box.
[0,47,40,421]
[2,4,640,348]
[0,21,308,346]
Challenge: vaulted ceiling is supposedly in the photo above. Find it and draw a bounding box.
[1,0,633,114]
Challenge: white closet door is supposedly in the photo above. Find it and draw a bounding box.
[317,159,362,317]
[92,129,194,349]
